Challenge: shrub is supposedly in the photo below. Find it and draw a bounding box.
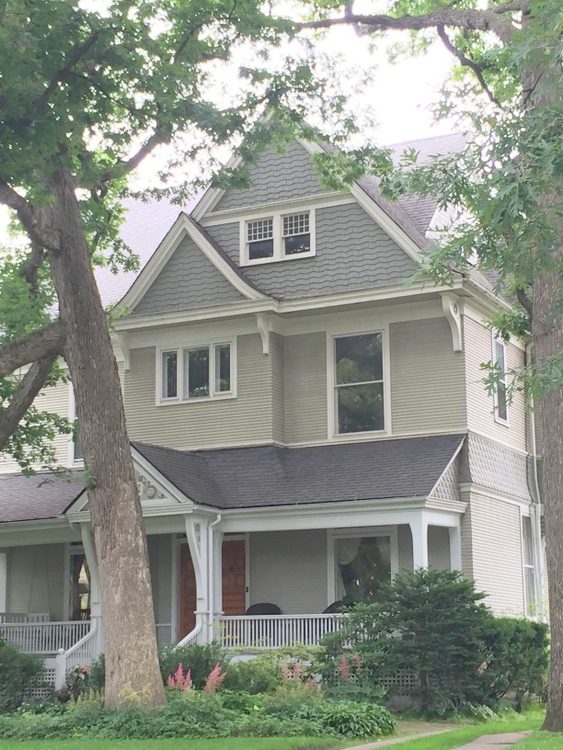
[481,617,549,710]
[319,569,495,715]
[0,639,44,713]
[223,654,282,694]
[159,642,229,690]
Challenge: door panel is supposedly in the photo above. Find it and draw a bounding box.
[179,539,246,638]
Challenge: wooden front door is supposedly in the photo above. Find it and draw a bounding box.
[178,539,246,638]
[222,539,246,615]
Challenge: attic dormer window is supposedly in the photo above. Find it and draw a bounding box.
[241,209,315,265]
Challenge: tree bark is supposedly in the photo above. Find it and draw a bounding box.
[0,354,56,448]
[535,226,563,731]
[0,321,63,377]
[47,171,165,709]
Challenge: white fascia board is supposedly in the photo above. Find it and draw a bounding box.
[0,518,77,546]
[115,280,466,333]
[118,214,267,315]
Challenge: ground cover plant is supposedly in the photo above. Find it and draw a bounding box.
[0,740,342,750]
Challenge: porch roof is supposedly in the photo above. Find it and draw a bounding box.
[133,433,465,509]
[0,470,84,523]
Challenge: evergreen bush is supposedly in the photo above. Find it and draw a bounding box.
[0,639,44,713]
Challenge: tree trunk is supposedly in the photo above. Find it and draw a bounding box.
[47,171,165,709]
[535,242,563,731]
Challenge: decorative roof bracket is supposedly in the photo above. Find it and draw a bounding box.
[441,292,463,352]
[256,312,273,355]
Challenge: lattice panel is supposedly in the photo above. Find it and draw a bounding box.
[24,668,56,702]
[378,671,417,694]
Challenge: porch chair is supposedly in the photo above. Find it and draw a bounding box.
[245,602,282,615]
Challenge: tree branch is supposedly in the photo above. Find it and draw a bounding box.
[0,354,57,450]
[95,124,173,188]
[0,322,64,378]
[22,242,46,296]
[436,25,503,109]
[0,181,60,250]
[516,287,533,318]
[18,31,102,128]
[297,7,517,44]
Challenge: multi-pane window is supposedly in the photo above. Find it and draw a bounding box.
[282,212,310,255]
[522,516,536,616]
[243,211,314,263]
[69,546,90,620]
[247,218,274,260]
[494,339,508,422]
[334,333,385,434]
[161,343,233,402]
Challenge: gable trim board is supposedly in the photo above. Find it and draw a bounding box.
[119,213,269,314]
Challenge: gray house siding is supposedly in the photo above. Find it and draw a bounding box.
[464,316,526,451]
[466,492,524,615]
[132,235,246,316]
[5,544,65,620]
[124,334,274,449]
[390,318,466,435]
[465,432,531,502]
[284,332,327,443]
[212,142,327,212]
[148,535,173,645]
[206,202,417,300]
[271,333,285,444]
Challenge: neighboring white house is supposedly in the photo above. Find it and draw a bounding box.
[0,134,544,689]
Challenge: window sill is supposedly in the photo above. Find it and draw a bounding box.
[331,429,389,441]
[494,416,510,428]
[156,393,237,407]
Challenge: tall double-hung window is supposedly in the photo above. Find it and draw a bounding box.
[333,332,385,434]
[159,342,234,403]
[493,338,508,423]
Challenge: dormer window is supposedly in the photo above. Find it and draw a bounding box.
[241,210,315,265]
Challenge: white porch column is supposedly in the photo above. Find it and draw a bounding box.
[410,513,429,569]
[80,524,103,654]
[448,524,462,571]
[0,552,7,612]
[183,514,210,644]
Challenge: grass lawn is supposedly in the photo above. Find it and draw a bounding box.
[512,731,563,749]
[0,740,341,750]
[372,716,543,750]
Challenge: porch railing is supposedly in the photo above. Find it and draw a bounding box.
[0,620,91,654]
[216,613,346,649]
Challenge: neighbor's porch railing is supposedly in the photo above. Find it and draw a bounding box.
[0,620,91,654]
[215,613,346,649]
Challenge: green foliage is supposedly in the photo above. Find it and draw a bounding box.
[481,618,549,711]
[0,640,45,713]
[320,570,494,715]
[159,642,229,690]
[223,655,283,694]
[299,701,395,739]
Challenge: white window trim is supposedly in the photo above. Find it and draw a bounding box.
[326,526,399,605]
[492,335,509,426]
[521,513,536,617]
[67,386,83,466]
[239,208,316,266]
[155,339,237,406]
[326,325,391,440]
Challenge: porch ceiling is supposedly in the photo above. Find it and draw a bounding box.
[133,434,466,510]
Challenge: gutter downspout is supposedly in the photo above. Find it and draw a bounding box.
[526,341,545,619]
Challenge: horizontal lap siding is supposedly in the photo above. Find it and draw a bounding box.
[390,318,466,434]
[124,334,274,449]
[464,317,526,451]
[467,493,524,615]
[284,333,327,443]
[271,333,285,444]
[249,530,328,614]
[6,544,65,620]
[0,380,71,474]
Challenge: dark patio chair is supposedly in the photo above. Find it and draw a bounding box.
[322,600,346,614]
[245,602,282,615]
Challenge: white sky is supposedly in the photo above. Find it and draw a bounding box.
[0,26,455,242]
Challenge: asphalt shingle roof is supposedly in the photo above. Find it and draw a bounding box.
[133,434,465,509]
[0,471,84,524]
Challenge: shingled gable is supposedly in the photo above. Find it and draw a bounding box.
[119,212,269,316]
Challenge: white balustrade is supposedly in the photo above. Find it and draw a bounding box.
[0,621,91,654]
[215,613,346,649]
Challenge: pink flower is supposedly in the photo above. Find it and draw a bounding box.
[167,663,193,691]
[204,663,225,693]
[338,654,351,682]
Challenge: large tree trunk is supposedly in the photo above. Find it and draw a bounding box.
[47,171,165,709]
[535,240,563,731]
